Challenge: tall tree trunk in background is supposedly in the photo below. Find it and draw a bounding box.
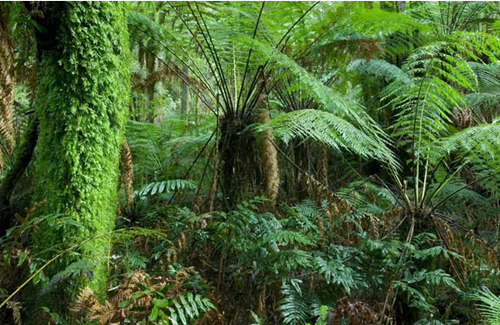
[194,94,200,124]
[32,2,129,314]
[146,51,156,122]
[256,94,280,208]
[0,3,15,172]
[399,1,405,12]
[181,65,190,115]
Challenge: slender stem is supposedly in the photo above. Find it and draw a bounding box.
[427,163,465,204]
[130,20,214,101]
[241,2,319,118]
[431,169,500,212]
[194,3,234,114]
[0,229,129,309]
[167,130,216,204]
[169,2,230,113]
[236,2,265,114]
[419,149,430,207]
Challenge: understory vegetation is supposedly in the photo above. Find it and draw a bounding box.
[1,1,500,324]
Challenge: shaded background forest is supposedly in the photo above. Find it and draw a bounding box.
[1,1,500,324]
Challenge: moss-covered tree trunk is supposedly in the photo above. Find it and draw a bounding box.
[32,2,129,313]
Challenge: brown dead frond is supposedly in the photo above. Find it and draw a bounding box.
[71,273,151,325]
[329,297,377,325]
[71,268,209,324]
[6,301,21,325]
[0,6,15,174]
[452,107,473,129]
[168,232,188,264]
[119,138,134,207]
[70,287,103,320]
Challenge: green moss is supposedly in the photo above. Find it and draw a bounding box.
[32,2,130,312]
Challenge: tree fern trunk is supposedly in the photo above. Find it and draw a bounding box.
[146,51,156,122]
[206,134,219,212]
[0,4,15,171]
[31,2,129,314]
[257,107,280,208]
[181,65,190,115]
[119,138,134,208]
[219,117,258,208]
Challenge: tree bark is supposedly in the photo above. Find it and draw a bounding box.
[399,1,405,12]
[119,138,134,208]
[256,94,280,208]
[31,2,130,314]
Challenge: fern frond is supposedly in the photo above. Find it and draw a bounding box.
[434,122,500,172]
[472,288,500,325]
[164,293,215,325]
[138,179,197,197]
[278,279,310,325]
[41,261,96,296]
[312,256,356,295]
[261,230,314,247]
[349,59,409,83]
[261,109,399,170]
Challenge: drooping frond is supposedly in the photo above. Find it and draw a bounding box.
[465,63,500,121]
[260,109,398,170]
[349,59,409,83]
[472,288,500,325]
[384,75,461,147]
[315,3,426,63]
[437,123,500,157]
[251,43,399,170]
[433,123,500,196]
[278,279,310,325]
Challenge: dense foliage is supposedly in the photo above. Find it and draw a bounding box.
[1,1,500,324]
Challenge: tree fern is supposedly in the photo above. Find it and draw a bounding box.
[354,31,500,159]
[349,59,409,83]
[249,40,399,170]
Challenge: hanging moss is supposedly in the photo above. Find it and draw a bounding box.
[32,2,130,312]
